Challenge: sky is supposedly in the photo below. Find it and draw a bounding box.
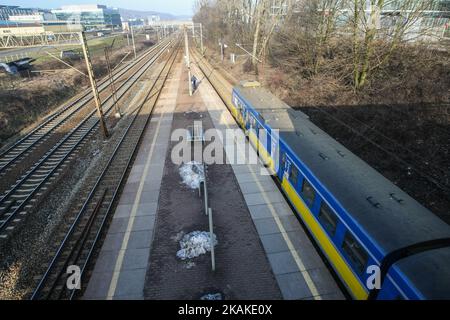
[3,0,196,16]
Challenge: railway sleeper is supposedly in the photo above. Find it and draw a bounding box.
[21,183,41,188]
[33,173,51,178]
[11,194,29,199]
[0,156,15,162]
[44,159,62,164]
[1,211,14,218]
[16,188,36,193]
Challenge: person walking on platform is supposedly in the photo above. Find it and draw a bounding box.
[191,75,198,92]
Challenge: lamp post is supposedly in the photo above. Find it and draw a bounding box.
[184,25,193,97]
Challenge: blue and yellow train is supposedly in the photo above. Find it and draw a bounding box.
[230,81,450,300]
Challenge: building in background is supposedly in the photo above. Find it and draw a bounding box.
[147,15,161,25]
[9,11,55,24]
[370,0,450,41]
[0,5,35,24]
[122,18,145,31]
[52,4,122,30]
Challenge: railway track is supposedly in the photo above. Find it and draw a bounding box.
[194,49,450,218]
[0,38,174,240]
[30,39,181,300]
[0,38,171,180]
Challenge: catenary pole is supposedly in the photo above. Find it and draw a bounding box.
[131,25,137,59]
[80,31,109,138]
[184,25,193,96]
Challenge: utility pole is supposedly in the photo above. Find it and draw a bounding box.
[131,25,137,59]
[220,39,224,61]
[192,22,196,45]
[104,47,121,118]
[80,31,109,138]
[184,25,193,96]
[200,23,204,56]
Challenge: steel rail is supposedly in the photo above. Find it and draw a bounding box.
[30,40,181,300]
[0,39,171,175]
[0,40,173,237]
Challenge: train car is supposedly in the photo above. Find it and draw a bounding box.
[231,81,450,300]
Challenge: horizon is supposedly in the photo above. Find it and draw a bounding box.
[1,1,196,16]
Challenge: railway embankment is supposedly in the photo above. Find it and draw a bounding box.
[199,43,450,225]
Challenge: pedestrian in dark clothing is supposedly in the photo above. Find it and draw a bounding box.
[191,75,198,91]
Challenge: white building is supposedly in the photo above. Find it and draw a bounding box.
[147,15,161,25]
[51,4,122,30]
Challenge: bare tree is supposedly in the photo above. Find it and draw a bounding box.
[270,0,344,77]
[193,0,446,92]
[350,0,439,90]
[249,0,293,67]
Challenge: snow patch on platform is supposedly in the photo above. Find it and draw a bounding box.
[179,161,204,189]
[176,231,217,260]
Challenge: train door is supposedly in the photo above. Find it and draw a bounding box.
[244,109,250,132]
[281,152,290,180]
[236,102,244,127]
[258,125,271,167]
[232,93,240,119]
[271,135,279,174]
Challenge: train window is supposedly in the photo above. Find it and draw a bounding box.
[318,202,338,236]
[301,179,315,206]
[290,165,299,187]
[281,153,286,172]
[342,232,368,274]
[249,116,255,129]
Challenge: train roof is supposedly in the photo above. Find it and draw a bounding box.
[235,84,450,297]
[396,247,450,299]
[234,84,450,254]
[235,84,291,111]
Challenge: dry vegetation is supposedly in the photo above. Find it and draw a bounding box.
[194,0,450,106]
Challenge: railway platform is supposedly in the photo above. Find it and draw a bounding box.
[83,54,344,300]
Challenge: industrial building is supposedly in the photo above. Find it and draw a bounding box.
[51,4,122,30]
[8,11,55,24]
[0,5,35,24]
